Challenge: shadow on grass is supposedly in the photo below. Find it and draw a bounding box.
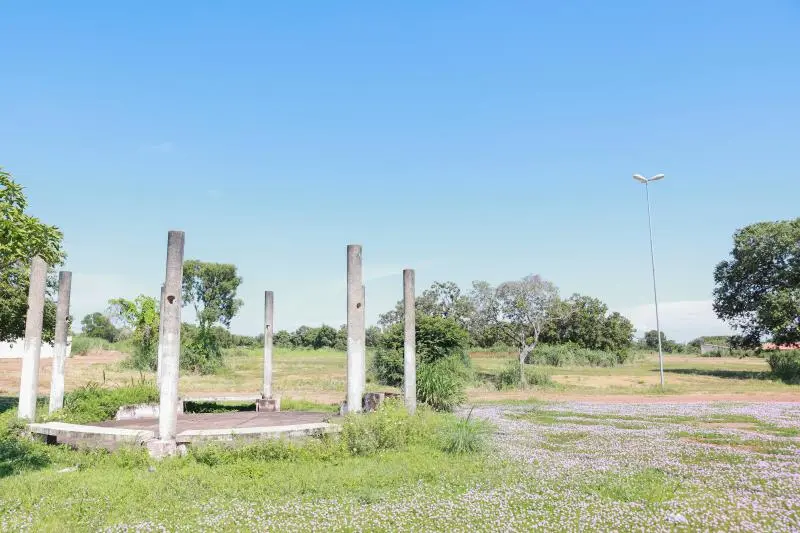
[663,368,773,380]
[184,401,255,414]
[0,397,17,415]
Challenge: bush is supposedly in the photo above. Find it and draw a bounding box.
[497,361,553,389]
[767,350,800,384]
[51,381,159,423]
[70,335,112,355]
[527,343,629,367]
[341,399,440,455]
[417,356,468,412]
[181,326,224,374]
[374,315,470,387]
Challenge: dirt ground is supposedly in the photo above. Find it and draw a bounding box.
[3,349,800,405]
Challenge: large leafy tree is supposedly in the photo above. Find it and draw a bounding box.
[80,312,120,343]
[378,281,474,329]
[541,294,634,352]
[181,260,243,372]
[470,275,565,379]
[0,167,65,342]
[713,218,800,347]
[108,295,160,369]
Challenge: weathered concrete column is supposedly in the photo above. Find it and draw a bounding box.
[18,256,48,420]
[156,284,165,387]
[48,271,72,413]
[263,291,274,398]
[157,231,185,448]
[403,269,416,413]
[361,283,366,392]
[346,245,365,413]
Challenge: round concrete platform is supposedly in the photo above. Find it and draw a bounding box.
[97,411,329,432]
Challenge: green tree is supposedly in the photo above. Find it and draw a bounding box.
[374,315,470,386]
[0,167,65,342]
[378,281,474,329]
[108,295,160,370]
[713,218,800,347]
[643,329,666,351]
[312,324,338,349]
[80,312,119,342]
[181,260,243,373]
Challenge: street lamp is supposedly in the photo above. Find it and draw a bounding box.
[633,173,666,387]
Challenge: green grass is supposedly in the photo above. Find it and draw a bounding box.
[675,430,799,455]
[585,468,682,505]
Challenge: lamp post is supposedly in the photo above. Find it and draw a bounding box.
[633,173,666,387]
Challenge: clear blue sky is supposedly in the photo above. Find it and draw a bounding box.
[2,2,798,341]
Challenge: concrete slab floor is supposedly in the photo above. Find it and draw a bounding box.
[95,411,329,432]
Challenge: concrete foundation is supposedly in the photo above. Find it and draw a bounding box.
[29,411,339,457]
[363,391,402,412]
[48,271,72,414]
[18,256,48,420]
[256,397,280,412]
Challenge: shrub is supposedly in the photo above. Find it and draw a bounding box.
[181,326,224,374]
[498,361,553,389]
[767,350,800,384]
[70,335,112,356]
[375,315,470,387]
[341,399,439,455]
[439,409,491,454]
[417,356,467,412]
[526,343,628,367]
[51,381,159,423]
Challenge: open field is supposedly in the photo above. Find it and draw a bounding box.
[1,348,798,405]
[1,400,799,531]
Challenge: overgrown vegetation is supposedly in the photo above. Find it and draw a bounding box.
[0,166,64,343]
[497,360,554,389]
[47,381,159,424]
[526,343,633,367]
[767,350,800,384]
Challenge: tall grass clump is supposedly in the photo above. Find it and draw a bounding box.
[417,356,468,412]
[497,360,554,389]
[527,343,631,367]
[439,409,491,454]
[767,350,800,384]
[50,381,159,423]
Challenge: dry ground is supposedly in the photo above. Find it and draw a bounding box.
[1,347,798,405]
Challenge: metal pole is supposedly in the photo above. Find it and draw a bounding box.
[263,291,274,399]
[644,182,665,387]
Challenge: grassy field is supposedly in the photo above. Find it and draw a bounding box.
[1,346,797,405]
[1,347,799,530]
[1,398,799,530]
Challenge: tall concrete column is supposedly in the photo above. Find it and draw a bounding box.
[158,231,185,443]
[361,284,366,391]
[48,271,72,413]
[403,269,416,413]
[158,284,166,385]
[346,244,365,413]
[263,291,274,398]
[18,256,48,420]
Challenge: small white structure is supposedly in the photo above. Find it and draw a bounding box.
[0,338,72,359]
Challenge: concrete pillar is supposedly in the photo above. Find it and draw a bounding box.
[361,283,366,391]
[156,284,165,387]
[18,256,48,420]
[158,231,185,443]
[403,269,416,413]
[346,244,365,413]
[48,271,72,413]
[263,291,274,398]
